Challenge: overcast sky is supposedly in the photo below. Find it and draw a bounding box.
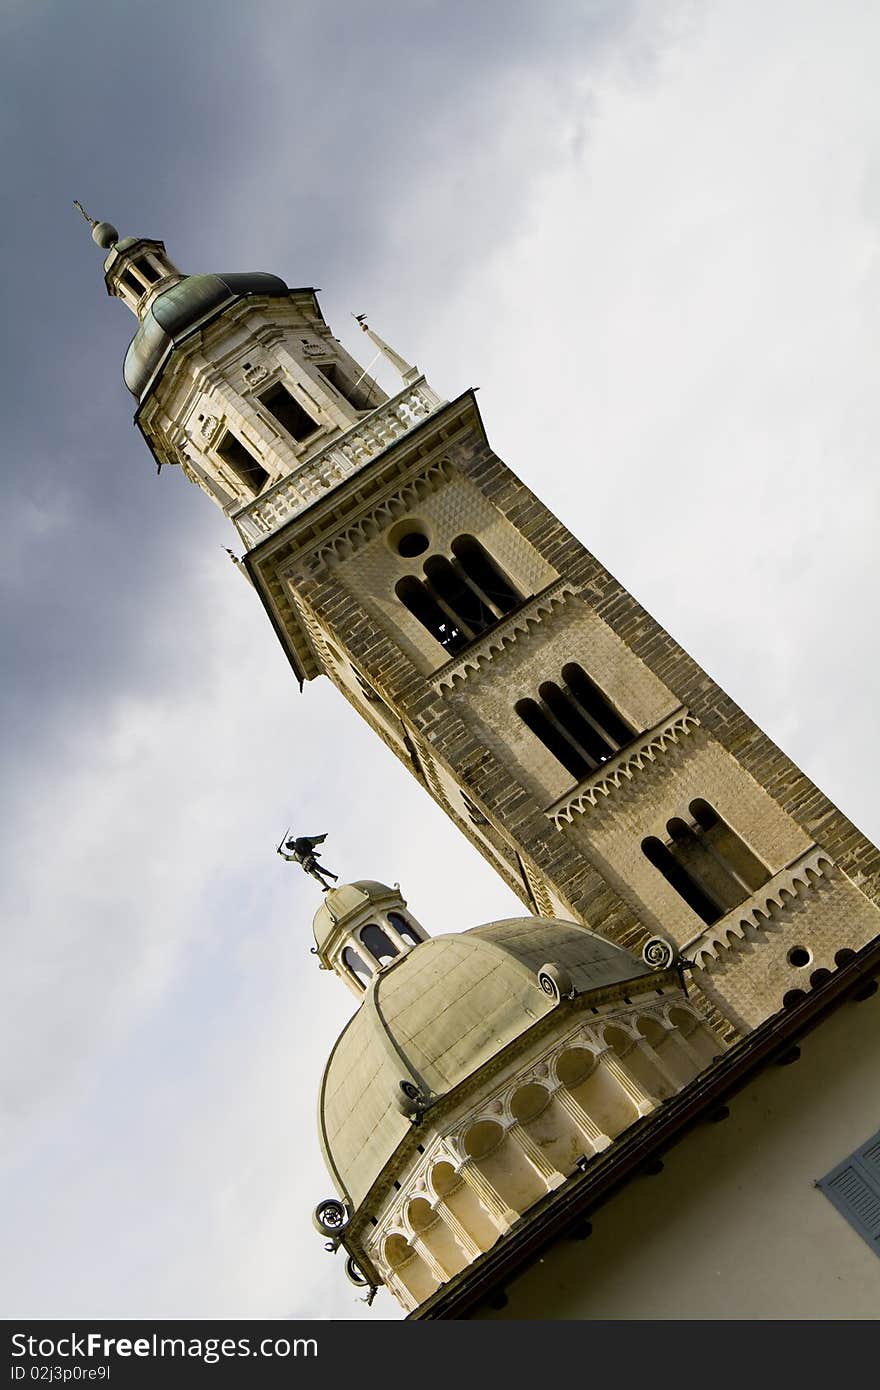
[2,0,879,1322]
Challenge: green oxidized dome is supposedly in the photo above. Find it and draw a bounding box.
[124,271,290,402]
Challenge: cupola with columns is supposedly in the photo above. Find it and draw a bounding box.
[313,879,426,995]
[311,878,723,1312]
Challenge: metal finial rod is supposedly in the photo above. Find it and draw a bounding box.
[74,202,119,250]
[73,199,98,230]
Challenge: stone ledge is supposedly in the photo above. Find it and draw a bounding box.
[545,707,700,824]
[431,579,578,692]
[685,845,837,968]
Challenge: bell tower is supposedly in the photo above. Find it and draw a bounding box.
[82,210,880,1045]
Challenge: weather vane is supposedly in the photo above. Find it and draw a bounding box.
[277,831,339,891]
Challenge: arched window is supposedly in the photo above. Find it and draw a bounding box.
[642,801,770,925]
[387,911,421,947]
[516,665,636,782]
[395,577,467,655]
[394,535,523,654]
[359,923,399,964]
[516,696,589,781]
[216,430,269,495]
[135,257,162,285]
[342,945,372,988]
[424,555,496,636]
[689,799,769,893]
[450,536,520,615]
[258,382,320,442]
[121,268,146,299]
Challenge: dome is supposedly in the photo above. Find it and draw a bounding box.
[123,271,290,402]
[318,917,650,1207]
[313,879,402,952]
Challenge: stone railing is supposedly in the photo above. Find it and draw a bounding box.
[547,707,701,824]
[231,376,444,548]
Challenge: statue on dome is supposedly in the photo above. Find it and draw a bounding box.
[277,831,339,890]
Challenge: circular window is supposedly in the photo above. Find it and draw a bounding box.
[787,946,811,968]
[388,518,430,557]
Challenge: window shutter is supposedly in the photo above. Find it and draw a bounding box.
[819,1130,880,1255]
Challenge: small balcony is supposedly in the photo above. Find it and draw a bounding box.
[231,376,444,548]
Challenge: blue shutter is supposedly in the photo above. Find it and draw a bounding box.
[819,1129,880,1256]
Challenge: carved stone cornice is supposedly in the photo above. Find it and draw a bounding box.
[244,392,479,578]
[687,846,838,968]
[232,377,445,548]
[546,707,701,824]
[310,456,456,568]
[431,580,578,692]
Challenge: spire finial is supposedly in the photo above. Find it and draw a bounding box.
[73,199,97,230]
[73,200,119,250]
[352,312,420,385]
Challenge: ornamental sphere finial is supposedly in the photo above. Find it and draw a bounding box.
[73,200,118,250]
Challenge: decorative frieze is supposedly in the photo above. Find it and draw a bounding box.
[685,845,837,967]
[547,707,701,823]
[431,580,577,692]
[232,377,444,547]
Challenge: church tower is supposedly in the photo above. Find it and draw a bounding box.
[83,212,880,1317]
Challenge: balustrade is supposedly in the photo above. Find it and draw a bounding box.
[232,377,443,546]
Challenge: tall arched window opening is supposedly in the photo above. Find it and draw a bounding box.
[451,536,520,616]
[360,923,399,965]
[395,577,467,654]
[642,801,770,924]
[515,665,637,782]
[387,912,421,947]
[342,946,372,989]
[394,535,523,655]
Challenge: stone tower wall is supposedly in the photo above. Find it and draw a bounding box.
[250,393,880,1036]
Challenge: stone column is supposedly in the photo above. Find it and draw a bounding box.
[664,1025,706,1071]
[409,1234,452,1284]
[457,1159,518,1230]
[632,1036,684,1092]
[553,1085,613,1153]
[436,1203,481,1262]
[384,1270,417,1313]
[598,1050,657,1116]
[508,1122,567,1190]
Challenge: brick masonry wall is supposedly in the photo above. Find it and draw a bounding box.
[454,430,880,909]
[271,396,880,1038]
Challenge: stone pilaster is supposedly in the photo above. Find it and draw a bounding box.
[508,1122,567,1190]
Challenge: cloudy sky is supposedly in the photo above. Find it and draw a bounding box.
[2,0,879,1321]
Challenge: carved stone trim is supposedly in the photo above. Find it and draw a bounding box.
[547,707,701,823]
[431,581,578,692]
[687,846,838,968]
[232,376,444,548]
[310,456,456,568]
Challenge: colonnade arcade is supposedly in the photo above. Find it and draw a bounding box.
[367,999,720,1309]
